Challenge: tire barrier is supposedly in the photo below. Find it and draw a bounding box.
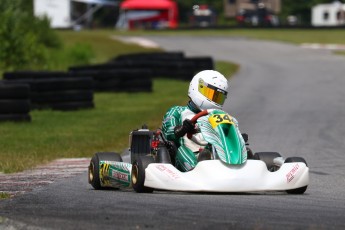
[111,51,185,62]
[123,52,214,78]
[1,52,214,118]
[184,57,214,71]
[0,83,31,122]
[69,69,153,92]
[112,60,196,80]
[2,72,94,111]
[3,71,70,80]
[70,51,215,82]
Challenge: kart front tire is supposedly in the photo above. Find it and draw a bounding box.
[284,157,308,194]
[131,155,154,193]
[88,152,122,190]
[253,152,282,171]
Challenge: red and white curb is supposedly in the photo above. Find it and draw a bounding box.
[300,43,345,51]
[0,158,90,198]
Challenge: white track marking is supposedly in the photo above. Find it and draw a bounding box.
[301,43,345,51]
[111,36,160,48]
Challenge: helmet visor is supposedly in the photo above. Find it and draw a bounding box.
[198,80,228,105]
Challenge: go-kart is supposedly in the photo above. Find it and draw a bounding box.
[88,110,309,194]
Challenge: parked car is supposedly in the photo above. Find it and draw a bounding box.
[236,8,279,26]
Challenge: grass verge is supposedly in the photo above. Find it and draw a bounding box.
[78,28,345,45]
[6,27,342,173]
[0,61,238,173]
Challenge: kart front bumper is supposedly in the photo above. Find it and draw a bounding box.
[144,160,309,192]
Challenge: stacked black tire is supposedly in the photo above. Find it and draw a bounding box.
[70,68,153,92]
[70,51,214,82]
[3,72,94,111]
[0,83,31,122]
[110,52,214,81]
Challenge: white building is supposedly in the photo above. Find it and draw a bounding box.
[312,1,345,27]
[34,0,118,28]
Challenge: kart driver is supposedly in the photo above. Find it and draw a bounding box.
[162,70,233,172]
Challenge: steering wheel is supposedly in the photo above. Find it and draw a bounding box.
[187,110,209,139]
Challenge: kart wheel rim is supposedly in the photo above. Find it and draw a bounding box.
[132,164,138,185]
[89,162,94,182]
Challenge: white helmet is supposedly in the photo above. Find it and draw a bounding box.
[188,70,228,110]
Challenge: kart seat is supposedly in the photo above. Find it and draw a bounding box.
[130,130,153,162]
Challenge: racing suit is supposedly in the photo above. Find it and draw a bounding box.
[162,101,246,172]
[162,101,208,172]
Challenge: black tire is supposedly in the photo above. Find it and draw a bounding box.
[185,57,214,70]
[0,83,30,99]
[284,157,308,166]
[31,90,93,103]
[88,152,123,190]
[0,100,31,114]
[131,155,154,193]
[253,152,282,171]
[156,146,172,164]
[31,77,93,92]
[69,64,127,72]
[112,52,185,62]
[246,147,254,159]
[94,69,152,80]
[284,157,308,194]
[3,71,68,80]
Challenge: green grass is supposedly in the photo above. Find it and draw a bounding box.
[51,29,345,72]
[335,51,345,56]
[0,79,185,173]
[40,30,163,71]
[2,28,344,74]
[0,192,10,199]
[0,61,238,173]
[60,30,162,62]
[2,27,342,173]
[78,28,345,45]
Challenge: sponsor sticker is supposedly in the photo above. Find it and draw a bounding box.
[286,163,300,183]
[156,165,180,180]
[111,170,129,182]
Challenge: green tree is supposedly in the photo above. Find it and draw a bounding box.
[0,0,61,71]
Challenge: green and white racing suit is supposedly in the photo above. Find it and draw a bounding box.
[162,101,243,172]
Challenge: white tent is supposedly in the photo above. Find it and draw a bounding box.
[34,0,119,28]
[312,1,345,26]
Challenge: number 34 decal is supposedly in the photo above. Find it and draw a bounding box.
[209,114,234,128]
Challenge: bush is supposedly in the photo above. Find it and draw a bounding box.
[67,43,95,66]
[31,15,62,49]
[0,0,61,71]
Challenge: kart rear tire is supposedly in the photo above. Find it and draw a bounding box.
[88,152,122,190]
[284,157,308,194]
[131,155,154,193]
[253,152,282,171]
[156,146,172,164]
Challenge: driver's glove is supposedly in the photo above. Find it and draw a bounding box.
[174,119,195,138]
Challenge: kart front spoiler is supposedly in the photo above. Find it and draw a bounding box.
[144,160,309,192]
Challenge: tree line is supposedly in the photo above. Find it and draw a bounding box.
[0,0,61,71]
[0,0,341,72]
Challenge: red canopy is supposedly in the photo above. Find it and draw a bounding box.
[120,0,178,28]
[121,0,175,10]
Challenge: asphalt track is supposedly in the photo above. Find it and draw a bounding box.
[1,36,345,229]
